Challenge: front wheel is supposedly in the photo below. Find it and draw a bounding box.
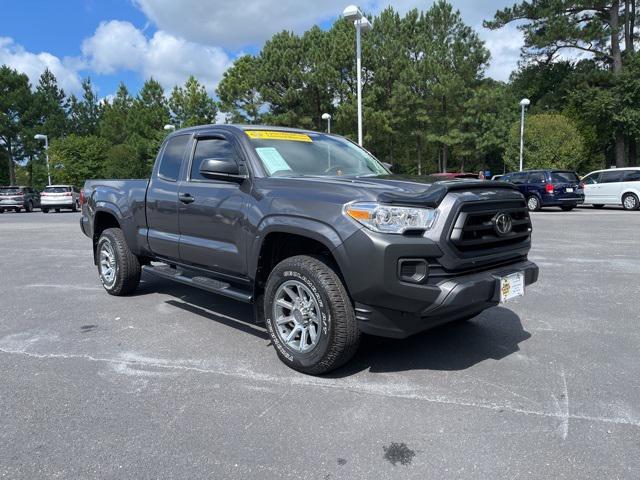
[264,255,360,375]
[622,193,639,211]
[96,228,141,295]
[41,208,49,213]
[527,196,541,212]
[25,201,33,212]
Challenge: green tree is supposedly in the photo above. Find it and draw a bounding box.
[504,113,586,171]
[485,0,639,167]
[217,55,264,124]
[169,76,217,128]
[0,66,33,185]
[48,134,109,186]
[68,78,102,136]
[99,82,133,145]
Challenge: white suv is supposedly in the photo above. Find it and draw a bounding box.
[582,168,640,210]
[40,185,80,213]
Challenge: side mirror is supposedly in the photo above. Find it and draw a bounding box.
[199,158,245,182]
[382,162,396,173]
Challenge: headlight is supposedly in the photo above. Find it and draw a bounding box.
[344,202,437,234]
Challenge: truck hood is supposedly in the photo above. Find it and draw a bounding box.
[265,174,517,207]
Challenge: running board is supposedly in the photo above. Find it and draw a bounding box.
[142,264,252,303]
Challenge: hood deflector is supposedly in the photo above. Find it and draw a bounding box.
[377,180,518,208]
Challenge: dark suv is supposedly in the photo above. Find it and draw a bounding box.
[0,186,41,213]
[500,170,584,211]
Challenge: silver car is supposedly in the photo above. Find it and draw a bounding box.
[40,185,80,213]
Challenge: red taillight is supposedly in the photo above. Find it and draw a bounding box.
[545,183,554,193]
[79,189,85,206]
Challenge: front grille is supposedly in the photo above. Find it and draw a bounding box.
[449,200,531,255]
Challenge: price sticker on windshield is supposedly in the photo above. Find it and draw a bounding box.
[246,131,313,142]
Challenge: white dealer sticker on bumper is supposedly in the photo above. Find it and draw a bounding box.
[499,272,525,303]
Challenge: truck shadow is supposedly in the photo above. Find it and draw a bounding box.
[328,307,530,377]
[137,276,530,376]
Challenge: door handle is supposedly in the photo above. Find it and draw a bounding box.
[179,193,195,204]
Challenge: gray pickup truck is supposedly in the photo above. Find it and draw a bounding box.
[80,125,538,374]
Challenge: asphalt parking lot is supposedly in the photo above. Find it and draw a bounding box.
[0,207,639,479]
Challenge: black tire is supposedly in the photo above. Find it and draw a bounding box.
[527,196,541,212]
[622,193,640,211]
[55,208,60,213]
[41,208,49,213]
[71,201,78,212]
[14,207,21,213]
[592,204,605,209]
[25,201,33,212]
[560,205,575,211]
[264,255,360,375]
[96,228,141,296]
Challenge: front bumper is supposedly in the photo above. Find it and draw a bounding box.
[336,227,538,338]
[354,260,538,338]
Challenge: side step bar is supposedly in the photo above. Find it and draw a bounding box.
[142,264,253,303]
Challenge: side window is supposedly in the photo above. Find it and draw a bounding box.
[158,135,190,181]
[582,173,599,185]
[623,170,640,182]
[599,170,625,183]
[528,172,546,183]
[510,172,527,184]
[190,137,238,181]
[501,175,511,182]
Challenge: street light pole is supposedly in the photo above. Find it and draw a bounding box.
[34,134,51,185]
[343,5,371,147]
[519,98,530,172]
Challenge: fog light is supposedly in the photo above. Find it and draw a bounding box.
[398,259,428,284]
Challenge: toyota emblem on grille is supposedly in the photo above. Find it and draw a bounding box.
[493,212,513,236]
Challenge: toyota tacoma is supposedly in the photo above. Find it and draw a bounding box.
[80,125,538,374]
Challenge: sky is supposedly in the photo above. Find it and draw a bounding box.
[0,0,524,100]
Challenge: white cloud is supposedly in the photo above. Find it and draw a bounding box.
[0,37,83,93]
[480,24,524,82]
[81,20,232,94]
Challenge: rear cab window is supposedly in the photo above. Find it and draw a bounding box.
[527,172,546,183]
[158,134,190,181]
[0,187,21,195]
[509,172,528,184]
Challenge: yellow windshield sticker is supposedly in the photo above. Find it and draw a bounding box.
[245,130,312,142]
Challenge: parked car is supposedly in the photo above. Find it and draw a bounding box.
[40,185,81,213]
[0,186,40,213]
[581,167,640,210]
[499,170,584,211]
[80,125,538,374]
[491,174,504,181]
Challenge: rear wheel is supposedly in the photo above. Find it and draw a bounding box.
[42,208,49,213]
[592,204,605,209]
[71,201,78,212]
[55,208,60,213]
[97,228,141,295]
[527,196,541,212]
[25,201,33,212]
[14,207,21,213]
[264,255,360,375]
[560,205,575,211]
[622,193,639,211]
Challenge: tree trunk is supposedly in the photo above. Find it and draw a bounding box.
[442,144,448,173]
[629,137,638,166]
[611,1,627,167]
[417,136,422,176]
[7,141,15,186]
[625,0,636,52]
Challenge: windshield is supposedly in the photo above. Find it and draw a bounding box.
[0,187,21,195]
[43,186,71,193]
[246,130,389,177]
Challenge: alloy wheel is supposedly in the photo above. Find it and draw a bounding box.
[272,279,322,353]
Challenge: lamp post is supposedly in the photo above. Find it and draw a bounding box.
[519,98,530,172]
[34,134,51,186]
[321,113,332,134]
[164,124,176,132]
[343,5,371,146]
